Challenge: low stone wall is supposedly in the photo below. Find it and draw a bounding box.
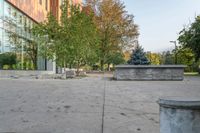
[114,65,186,81]
[0,70,55,78]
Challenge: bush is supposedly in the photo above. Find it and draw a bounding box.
[0,52,17,69]
[3,65,10,70]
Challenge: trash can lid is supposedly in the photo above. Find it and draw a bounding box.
[158,97,200,109]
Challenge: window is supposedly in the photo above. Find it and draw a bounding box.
[8,6,11,16]
[12,11,17,17]
[19,15,22,24]
[39,0,42,5]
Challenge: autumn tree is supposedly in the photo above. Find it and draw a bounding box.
[85,0,139,70]
[146,52,162,65]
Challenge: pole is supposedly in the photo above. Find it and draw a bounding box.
[21,41,24,70]
[174,41,177,64]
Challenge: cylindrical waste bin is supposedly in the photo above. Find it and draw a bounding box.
[158,97,200,133]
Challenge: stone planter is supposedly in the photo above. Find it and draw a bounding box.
[158,97,200,133]
[0,70,55,78]
[114,65,186,81]
[65,70,76,78]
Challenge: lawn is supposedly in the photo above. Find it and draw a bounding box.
[184,72,200,76]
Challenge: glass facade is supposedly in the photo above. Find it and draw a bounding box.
[0,0,48,70]
[0,0,81,70]
[0,0,34,54]
[0,0,3,53]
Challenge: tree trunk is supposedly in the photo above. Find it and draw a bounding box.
[76,61,80,76]
[199,67,200,75]
[107,63,110,71]
[33,58,37,70]
[69,63,72,69]
[63,60,66,73]
[100,59,104,71]
[33,62,37,70]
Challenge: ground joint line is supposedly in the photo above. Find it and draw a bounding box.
[101,71,106,133]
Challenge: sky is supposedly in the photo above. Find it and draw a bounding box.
[122,0,200,52]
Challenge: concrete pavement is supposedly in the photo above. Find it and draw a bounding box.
[0,75,200,133]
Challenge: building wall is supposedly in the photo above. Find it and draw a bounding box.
[57,0,82,22]
[6,0,50,22]
[6,0,82,22]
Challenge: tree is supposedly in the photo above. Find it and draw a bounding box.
[68,5,99,74]
[146,52,162,65]
[32,12,60,63]
[161,51,174,65]
[123,50,131,61]
[178,16,200,61]
[32,1,72,71]
[106,51,125,70]
[32,0,98,73]
[128,45,150,65]
[85,0,139,70]
[176,47,196,72]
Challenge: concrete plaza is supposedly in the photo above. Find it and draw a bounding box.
[0,75,200,133]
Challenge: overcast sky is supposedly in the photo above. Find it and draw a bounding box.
[123,0,200,52]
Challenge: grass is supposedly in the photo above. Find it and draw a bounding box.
[184,72,200,76]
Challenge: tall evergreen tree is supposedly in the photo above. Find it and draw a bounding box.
[128,45,150,65]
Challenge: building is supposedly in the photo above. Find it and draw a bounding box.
[0,0,81,70]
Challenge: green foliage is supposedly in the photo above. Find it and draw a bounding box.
[32,13,60,61]
[161,51,174,65]
[178,16,200,61]
[0,52,17,69]
[68,5,99,73]
[176,47,195,65]
[128,45,150,65]
[146,52,162,65]
[157,49,198,72]
[106,52,125,65]
[32,0,99,73]
[175,47,196,72]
